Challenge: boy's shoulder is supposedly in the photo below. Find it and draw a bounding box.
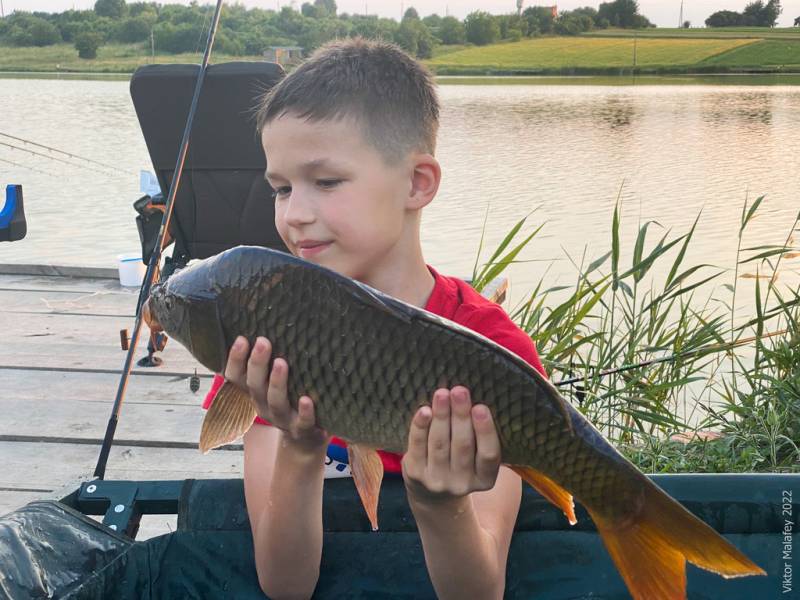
[425,267,547,377]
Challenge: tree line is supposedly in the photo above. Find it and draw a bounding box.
[706,0,783,27]
[0,0,654,60]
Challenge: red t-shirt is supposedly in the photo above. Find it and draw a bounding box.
[203,265,547,474]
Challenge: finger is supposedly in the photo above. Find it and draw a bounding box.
[473,405,502,487]
[427,389,451,473]
[295,396,316,430]
[246,337,272,395]
[223,336,249,385]
[449,386,476,473]
[405,406,432,465]
[266,357,291,424]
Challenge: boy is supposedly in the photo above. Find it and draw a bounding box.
[204,38,547,599]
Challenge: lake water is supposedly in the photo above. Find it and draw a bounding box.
[1,74,799,311]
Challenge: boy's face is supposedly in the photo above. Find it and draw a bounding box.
[262,114,416,282]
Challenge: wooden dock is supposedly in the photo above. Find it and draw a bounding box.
[0,264,240,538]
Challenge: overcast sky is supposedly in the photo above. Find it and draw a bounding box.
[5,1,800,28]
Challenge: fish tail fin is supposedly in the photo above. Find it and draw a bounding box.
[509,465,576,525]
[199,381,257,454]
[589,478,765,600]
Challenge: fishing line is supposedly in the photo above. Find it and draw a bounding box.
[94,0,226,480]
[0,141,122,177]
[554,327,791,387]
[0,131,126,174]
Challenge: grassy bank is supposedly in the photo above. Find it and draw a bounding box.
[2,27,800,76]
[0,42,261,73]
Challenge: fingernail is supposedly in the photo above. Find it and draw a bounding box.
[473,405,489,420]
[418,406,432,421]
[233,337,245,351]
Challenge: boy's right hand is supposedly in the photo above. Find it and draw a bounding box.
[225,335,330,456]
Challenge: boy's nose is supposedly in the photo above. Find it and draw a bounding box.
[283,192,315,226]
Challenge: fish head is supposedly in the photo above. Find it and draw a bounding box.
[145,261,229,373]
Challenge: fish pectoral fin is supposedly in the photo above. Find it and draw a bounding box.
[199,381,257,454]
[509,465,577,526]
[589,477,765,600]
[347,444,384,531]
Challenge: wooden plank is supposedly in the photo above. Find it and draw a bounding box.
[0,441,242,492]
[0,272,121,293]
[4,368,212,406]
[0,288,138,316]
[0,311,207,373]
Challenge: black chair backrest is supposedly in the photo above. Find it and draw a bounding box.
[0,184,27,243]
[130,62,288,261]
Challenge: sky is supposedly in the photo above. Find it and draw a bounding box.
[5,0,800,28]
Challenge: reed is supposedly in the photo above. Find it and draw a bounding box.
[472,195,800,473]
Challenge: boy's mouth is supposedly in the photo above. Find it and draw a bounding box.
[295,240,332,259]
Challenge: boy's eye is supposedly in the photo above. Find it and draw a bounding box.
[317,179,341,189]
[271,186,291,199]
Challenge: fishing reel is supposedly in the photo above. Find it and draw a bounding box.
[118,328,168,367]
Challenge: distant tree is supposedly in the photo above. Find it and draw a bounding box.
[761,0,782,27]
[682,20,691,28]
[394,17,434,58]
[74,30,103,58]
[403,7,420,21]
[522,6,555,35]
[27,17,62,46]
[301,3,317,18]
[705,10,743,27]
[597,0,648,28]
[743,0,765,25]
[438,15,466,44]
[315,0,337,18]
[422,14,442,29]
[464,11,500,45]
[94,0,128,19]
[112,16,151,43]
[795,15,800,26]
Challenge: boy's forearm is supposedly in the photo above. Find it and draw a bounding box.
[253,436,326,599]
[409,494,506,600]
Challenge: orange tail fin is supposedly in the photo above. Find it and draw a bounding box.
[589,477,765,600]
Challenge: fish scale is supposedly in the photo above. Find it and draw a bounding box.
[145,246,765,600]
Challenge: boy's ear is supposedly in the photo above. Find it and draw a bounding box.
[407,153,441,210]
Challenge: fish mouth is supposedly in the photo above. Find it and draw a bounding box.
[141,298,162,332]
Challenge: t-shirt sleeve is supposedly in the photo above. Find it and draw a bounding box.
[457,303,548,378]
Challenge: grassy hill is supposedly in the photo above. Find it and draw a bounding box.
[426,28,800,75]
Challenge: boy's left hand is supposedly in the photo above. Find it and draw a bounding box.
[402,386,502,504]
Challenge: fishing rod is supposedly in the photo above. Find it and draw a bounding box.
[0,141,120,177]
[0,155,53,176]
[0,131,126,174]
[554,328,789,388]
[93,0,225,480]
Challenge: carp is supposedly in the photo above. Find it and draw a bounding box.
[142,245,764,600]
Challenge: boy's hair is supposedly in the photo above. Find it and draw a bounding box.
[256,38,439,164]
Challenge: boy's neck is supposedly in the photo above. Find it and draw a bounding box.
[360,247,435,309]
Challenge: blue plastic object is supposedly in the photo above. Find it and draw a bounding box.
[0,184,26,242]
[0,185,18,228]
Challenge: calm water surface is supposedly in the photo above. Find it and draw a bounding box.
[1,76,799,309]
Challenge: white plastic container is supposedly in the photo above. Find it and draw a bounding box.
[117,254,146,287]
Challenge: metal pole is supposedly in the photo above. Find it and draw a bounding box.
[94,0,226,480]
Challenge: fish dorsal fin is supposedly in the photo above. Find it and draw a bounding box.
[346,279,413,323]
[509,465,577,525]
[199,381,257,454]
[347,444,384,531]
